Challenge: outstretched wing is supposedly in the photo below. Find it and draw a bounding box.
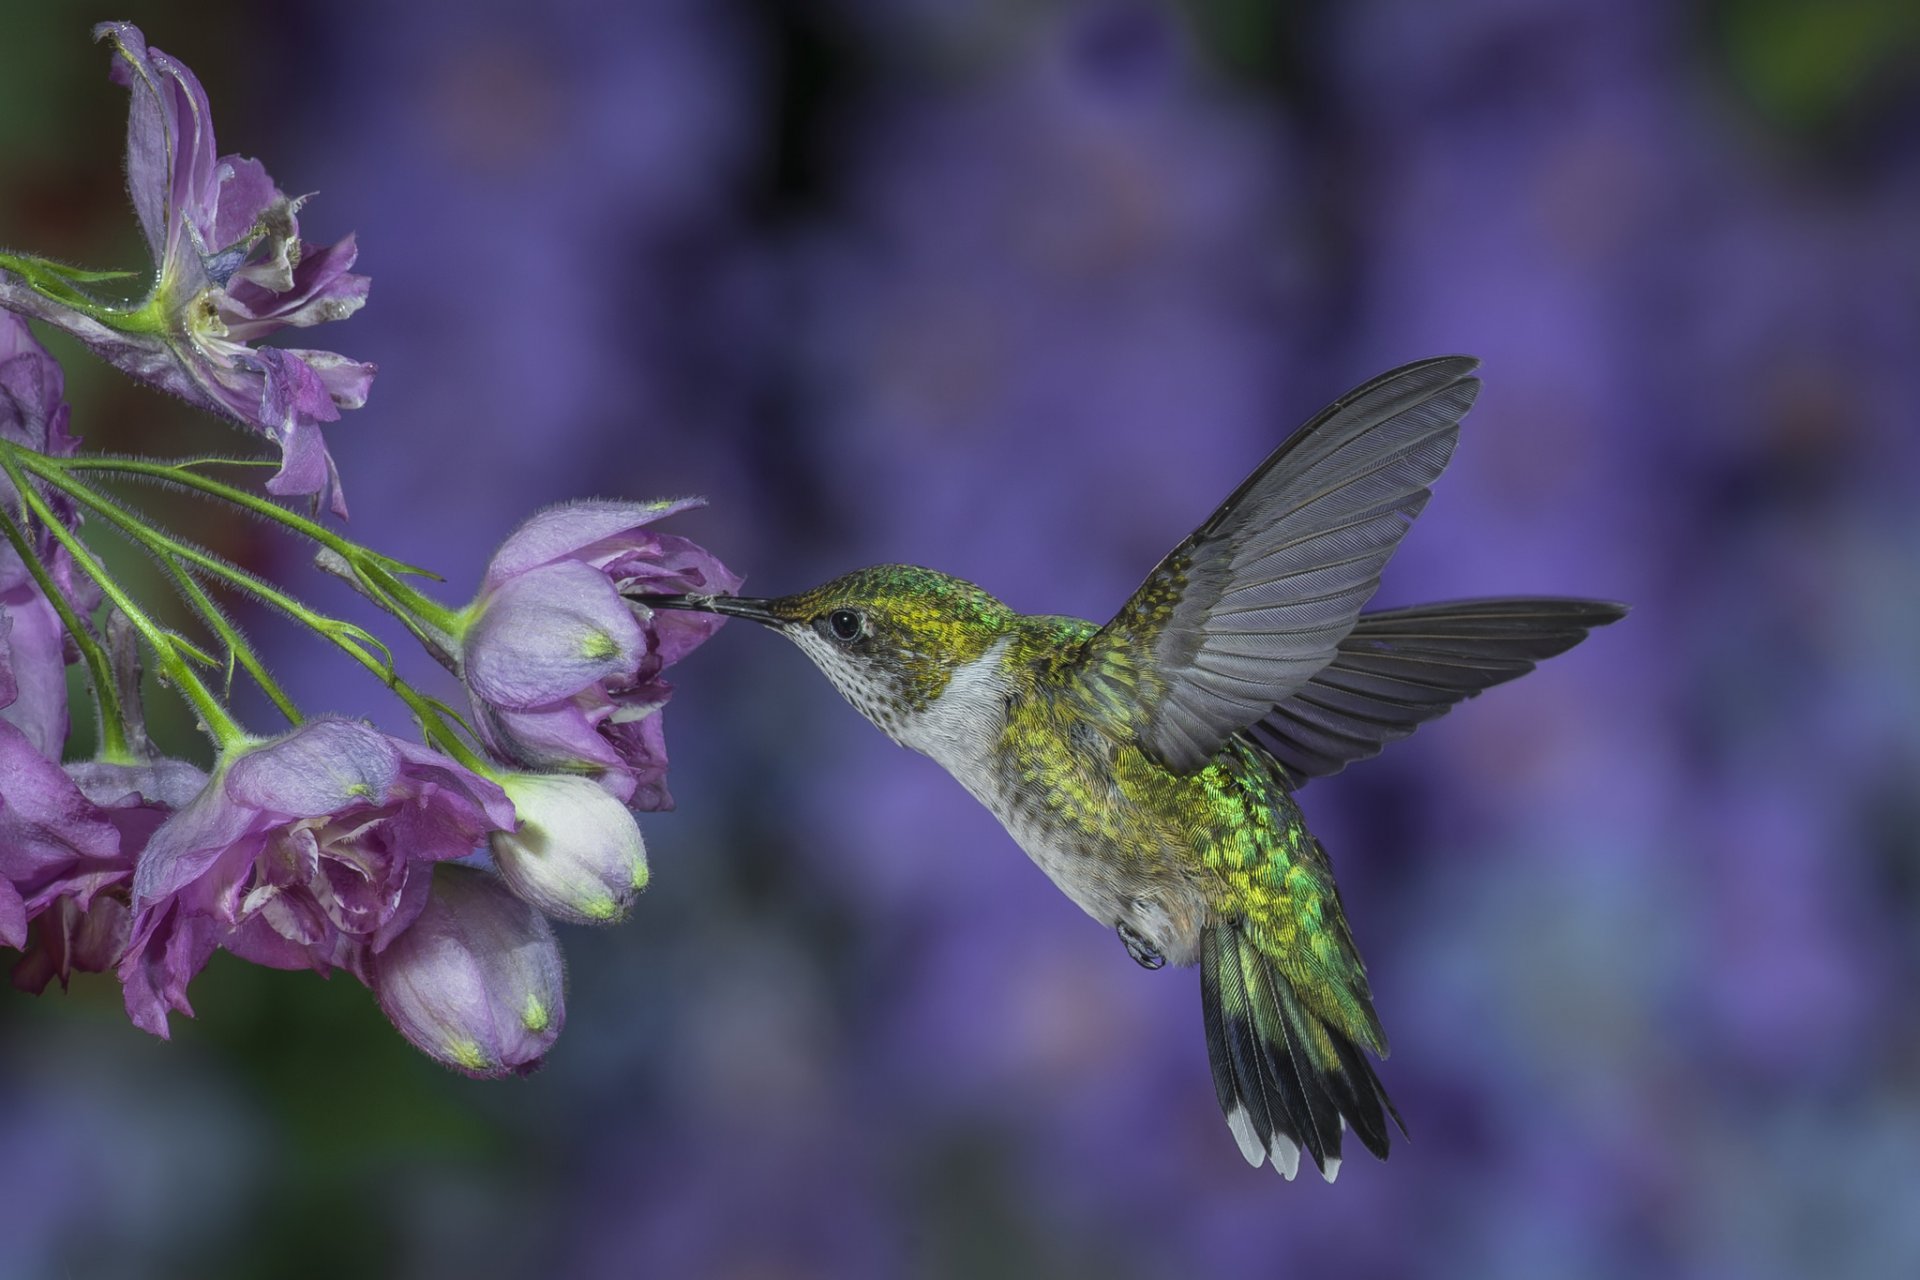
[1073,357,1481,773]
[1248,597,1629,784]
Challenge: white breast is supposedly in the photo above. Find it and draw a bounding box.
[894,637,1012,801]
[900,641,1114,914]
[892,636,1199,959]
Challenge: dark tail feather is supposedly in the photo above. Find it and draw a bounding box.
[1201,924,1404,1182]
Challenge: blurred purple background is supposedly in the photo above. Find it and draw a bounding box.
[5,1,1920,1277]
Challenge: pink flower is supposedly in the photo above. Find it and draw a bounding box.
[118,718,515,1037]
[371,864,566,1078]
[459,500,738,807]
[0,24,373,514]
[0,715,207,992]
[0,312,91,759]
[5,754,205,993]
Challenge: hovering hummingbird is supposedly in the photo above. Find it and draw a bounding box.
[638,357,1624,1182]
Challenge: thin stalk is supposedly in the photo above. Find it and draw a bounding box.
[158,552,303,727]
[0,498,133,760]
[58,455,461,633]
[30,460,486,771]
[0,451,243,747]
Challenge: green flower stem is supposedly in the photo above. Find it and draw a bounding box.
[0,450,244,748]
[0,250,158,330]
[0,497,134,761]
[57,454,463,639]
[21,454,489,772]
[158,552,303,727]
[30,455,371,645]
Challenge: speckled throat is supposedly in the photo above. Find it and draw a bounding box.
[770,565,1016,712]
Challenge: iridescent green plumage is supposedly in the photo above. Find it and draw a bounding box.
[1001,615,1376,1043]
[639,357,1626,1182]
[998,614,1395,1174]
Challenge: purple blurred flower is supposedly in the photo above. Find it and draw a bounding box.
[459,499,738,807]
[371,863,565,1078]
[0,312,86,759]
[0,599,64,763]
[0,309,77,472]
[118,718,514,1037]
[0,24,373,515]
[490,772,648,924]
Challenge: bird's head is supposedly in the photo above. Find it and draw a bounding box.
[637,564,1016,741]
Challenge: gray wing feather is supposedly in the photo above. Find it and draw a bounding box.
[1081,357,1483,772]
[1249,597,1628,783]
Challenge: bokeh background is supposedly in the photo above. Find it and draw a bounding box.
[5,1,1920,1277]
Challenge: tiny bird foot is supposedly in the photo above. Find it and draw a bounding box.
[1118,923,1166,970]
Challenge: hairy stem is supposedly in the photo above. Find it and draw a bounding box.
[0,449,243,748]
[19,452,487,770]
[158,551,303,727]
[58,454,462,637]
[0,496,133,760]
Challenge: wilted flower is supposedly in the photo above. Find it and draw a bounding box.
[8,755,205,993]
[0,722,119,952]
[371,863,566,1078]
[0,23,372,514]
[13,896,127,994]
[0,725,203,992]
[459,499,738,807]
[490,772,648,924]
[118,717,515,1037]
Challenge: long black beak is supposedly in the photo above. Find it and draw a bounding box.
[631,592,786,626]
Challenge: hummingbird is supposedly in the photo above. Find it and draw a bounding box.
[638,357,1624,1182]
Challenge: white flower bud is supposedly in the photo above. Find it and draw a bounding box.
[490,773,648,925]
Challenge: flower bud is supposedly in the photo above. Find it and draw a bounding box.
[457,499,737,803]
[489,773,648,925]
[371,864,565,1078]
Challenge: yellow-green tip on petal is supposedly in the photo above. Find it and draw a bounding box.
[490,773,647,926]
[448,1038,491,1072]
[371,865,566,1079]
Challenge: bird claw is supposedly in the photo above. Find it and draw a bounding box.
[1118,923,1165,970]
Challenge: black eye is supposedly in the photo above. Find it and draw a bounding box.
[827,609,864,642]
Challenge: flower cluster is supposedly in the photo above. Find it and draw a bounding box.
[0,26,736,1076]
